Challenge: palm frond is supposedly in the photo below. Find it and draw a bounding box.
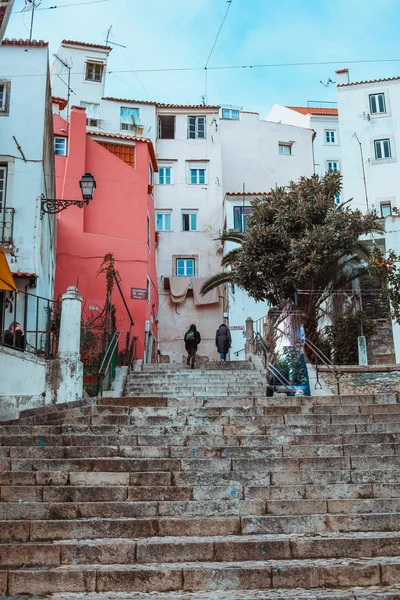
[220,231,245,244]
[221,247,242,267]
[200,271,235,295]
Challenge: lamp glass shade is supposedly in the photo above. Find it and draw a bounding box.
[79,173,96,201]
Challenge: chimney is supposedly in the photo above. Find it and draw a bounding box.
[335,68,350,86]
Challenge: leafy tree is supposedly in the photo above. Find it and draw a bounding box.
[322,309,376,365]
[202,172,383,348]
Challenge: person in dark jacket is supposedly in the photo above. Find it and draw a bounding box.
[215,323,232,361]
[3,321,26,351]
[184,324,201,369]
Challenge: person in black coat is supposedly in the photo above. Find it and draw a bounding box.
[184,324,201,369]
[3,321,26,351]
[215,323,232,361]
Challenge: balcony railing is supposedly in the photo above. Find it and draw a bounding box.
[0,207,14,246]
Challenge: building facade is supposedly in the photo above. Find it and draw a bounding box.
[0,38,56,347]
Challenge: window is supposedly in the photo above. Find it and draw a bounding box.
[149,163,153,185]
[146,277,151,303]
[370,93,386,115]
[81,101,100,126]
[120,107,140,131]
[374,139,392,160]
[0,82,10,114]
[54,137,67,156]
[176,258,195,277]
[158,167,172,185]
[222,108,239,120]
[0,165,7,208]
[335,192,341,205]
[182,211,198,231]
[380,202,392,217]
[190,168,206,184]
[85,62,104,82]
[325,130,336,143]
[327,160,339,172]
[156,212,172,231]
[188,116,206,139]
[147,214,151,249]
[279,143,292,155]
[158,115,175,139]
[233,206,252,232]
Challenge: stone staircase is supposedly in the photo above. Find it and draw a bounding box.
[1,365,400,597]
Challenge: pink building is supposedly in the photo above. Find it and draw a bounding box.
[53,105,159,362]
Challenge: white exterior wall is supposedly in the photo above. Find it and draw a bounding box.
[51,43,157,142]
[0,44,56,304]
[220,112,314,357]
[156,108,224,363]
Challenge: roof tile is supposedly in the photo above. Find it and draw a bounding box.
[286,106,338,116]
[338,76,400,88]
[87,130,158,172]
[62,39,112,51]
[2,38,48,47]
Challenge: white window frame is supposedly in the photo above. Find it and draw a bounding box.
[326,160,340,172]
[189,167,207,185]
[0,165,7,208]
[85,61,104,83]
[380,202,392,217]
[156,211,172,231]
[325,130,336,144]
[146,276,151,303]
[369,93,386,115]
[188,116,206,139]
[54,137,67,156]
[158,166,172,185]
[222,108,239,120]
[279,143,292,155]
[81,101,100,126]
[149,163,154,185]
[374,138,392,161]
[0,81,10,114]
[176,257,195,277]
[181,210,198,232]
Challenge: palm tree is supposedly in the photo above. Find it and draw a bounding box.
[200,231,244,295]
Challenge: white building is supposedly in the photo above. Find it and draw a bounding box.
[336,67,400,363]
[0,39,56,335]
[267,103,340,185]
[0,0,14,43]
[219,110,315,356]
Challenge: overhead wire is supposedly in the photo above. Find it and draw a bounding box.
[11,0,111,13]
[204,0,233,102]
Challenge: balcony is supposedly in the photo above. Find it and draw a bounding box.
[0,207,14,246]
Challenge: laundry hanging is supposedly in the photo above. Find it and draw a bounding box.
[169,277,190,304]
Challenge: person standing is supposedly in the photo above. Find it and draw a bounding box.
[215,323,232,362]
[4,321,26,351]
[184,324,201,369]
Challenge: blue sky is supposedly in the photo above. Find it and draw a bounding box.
[6,0,400,115]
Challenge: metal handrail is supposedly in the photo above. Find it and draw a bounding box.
[266,362,297,395]
[233,347,245,357]
[304,337,342,395]
[97,330,121,396]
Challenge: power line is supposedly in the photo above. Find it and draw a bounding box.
[205,0,233,70]
[11,0,110,14]
[5,56,400,78]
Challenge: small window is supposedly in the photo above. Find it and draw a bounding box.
[158,115,175,139]
[0,82,10,114]
[147,214,151,249]
[182,211,198,231]
[335,192,341,204]
[190,168,206,185]
[325,130,336,143]
[380,202,392,217]
[158,167,172,185]
[374,139,392,160]
[233,206,252,232]
[176,258,195,277]
[120,107,140,131]
[146,276,151,303]
[54,137,67,156]
[149,163,154,185]
[327,160,339,172]
[279,143,292,155]
[0,165,7,208]
[81,101,100,126]
[85,62,104,83]
[156,212,172,231]
[222,108,239,120]
[188,116,206,139]
[370,93,386,115]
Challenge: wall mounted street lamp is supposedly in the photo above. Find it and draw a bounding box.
[40,173,96,219]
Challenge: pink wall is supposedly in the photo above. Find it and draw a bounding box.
[54,107,158,361]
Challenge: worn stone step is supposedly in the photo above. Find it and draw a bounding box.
[5,556,400,594]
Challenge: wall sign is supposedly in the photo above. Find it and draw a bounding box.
[131,288,147,300]
[230,326,245,331]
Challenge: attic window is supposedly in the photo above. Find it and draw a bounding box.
[85,62,104,83]
[158,115,175,139]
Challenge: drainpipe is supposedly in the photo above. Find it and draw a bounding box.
[354,132,369,211]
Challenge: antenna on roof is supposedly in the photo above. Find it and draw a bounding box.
[22,0,42,42]
[320,77,335,87]
[105,25,127,48]
[54,54,73,128]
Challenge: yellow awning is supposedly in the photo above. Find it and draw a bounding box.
[0,249,16,291]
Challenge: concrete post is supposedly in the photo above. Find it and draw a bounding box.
[245,317,254,359]
[46,286,84,404]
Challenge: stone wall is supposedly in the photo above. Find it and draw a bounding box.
[322,368,400,396]
[367,320,396,365]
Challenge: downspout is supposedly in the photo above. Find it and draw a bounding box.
[354,132,369,211]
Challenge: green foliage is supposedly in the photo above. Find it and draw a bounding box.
[367,246,400,324]
[323,309,376,365]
